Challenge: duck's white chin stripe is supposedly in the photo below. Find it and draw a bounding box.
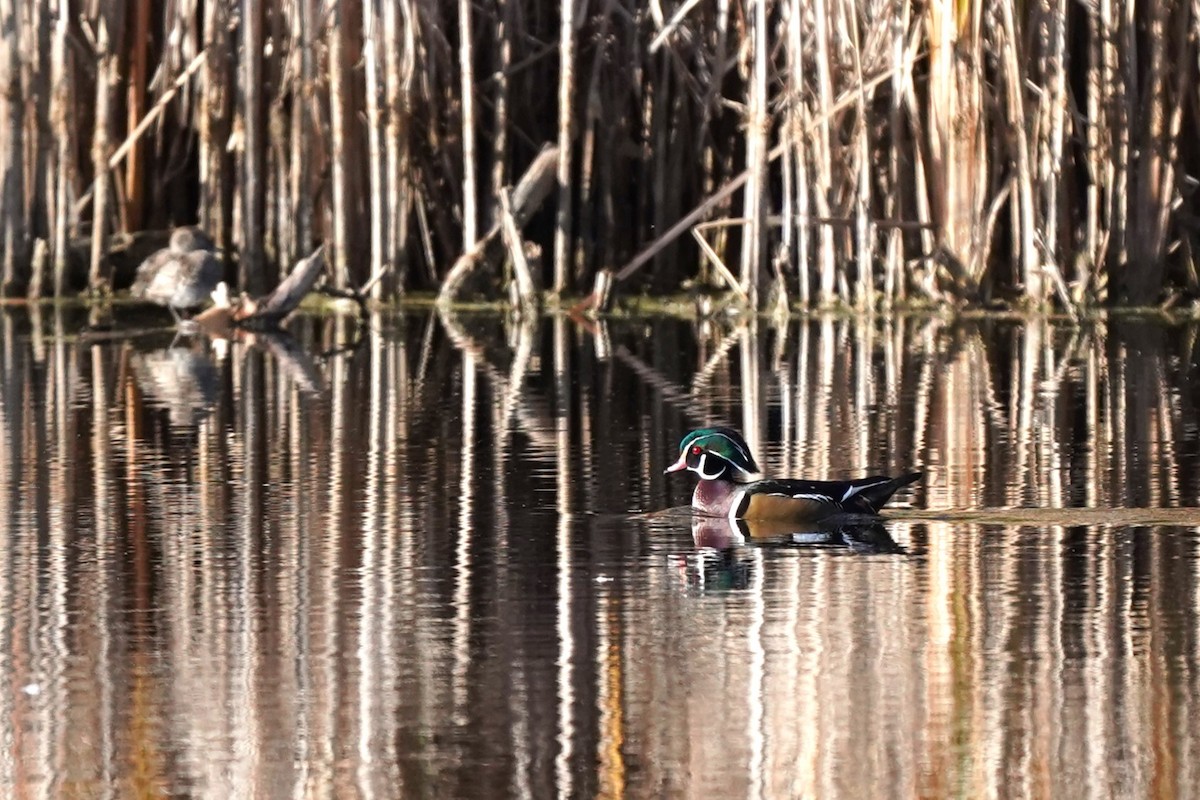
[693,453,725,480]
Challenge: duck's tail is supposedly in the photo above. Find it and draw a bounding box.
[854,471,922,514]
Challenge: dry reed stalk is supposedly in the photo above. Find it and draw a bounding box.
[458,0,477,248]
[239,0,266,293]
[811,0,837,304]
[498,187,537,315]
[0,0,26,294]
[329,0,352,288]
[50,0,71,296]
[574,9,611,285]
[265,4,287,266]
[363,0,387,299]
[884,3,908,306]
[490,0,510,215]
[787,0,810,307]
[1041,0,1067,295]
[289,0,317,266]
[88,8,122,294]
[1109,2,1135,288]
[998,0,1040,304]
[842,0,871,308]
[553,0,577,294]
[926,1,991,296]
[26,0,50,298]
[1120,2,1190,303]
[383,0,410,289]
[125,0,149,230]
[741,0,769,305]
[1083,0,1109,301]
[200,0,232,249]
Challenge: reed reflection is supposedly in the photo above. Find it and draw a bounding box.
[0,307,1198,797]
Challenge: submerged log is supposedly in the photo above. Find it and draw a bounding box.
[438,145,558,305]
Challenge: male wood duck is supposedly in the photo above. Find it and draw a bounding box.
[666,427,921,522]
[130,226,222,321]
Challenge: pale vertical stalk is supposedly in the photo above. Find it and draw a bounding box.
[553,0,576,294]
[1084,1,1106,294]
[30,1,52,291]
[740,321,763,468]
[269,52,288,265]
[0,0,26,294]
[50,0,70,295]
[575,13,609,283]
[844,0,872,308]
[780,128,793,293]
[812,0,836,304]
[928,2,989,290]
[789,0,810,307]
[240,0,265,293]
[125,0,149,229]
[88,13,118,293]
[998,0,1040,302]
[1122,1,1182,302]
[491,0,510,203]
[363,0,387,299]
[290,0,316,263]
[885,5,908,304]
[201,0,232,249]
[458,0,477,248]
[383,0,410,287]
[1043,0,1068,296]
[329,0,352,288]
[1110,1,1132,276]
[741,0,769,305]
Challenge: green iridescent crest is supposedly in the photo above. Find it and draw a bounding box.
[677,428,760,480]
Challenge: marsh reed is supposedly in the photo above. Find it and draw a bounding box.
[1,1,1198,309]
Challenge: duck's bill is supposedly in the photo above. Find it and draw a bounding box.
[664,453,688,474]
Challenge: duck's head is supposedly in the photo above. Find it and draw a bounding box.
[665,427,761,483]
[169,226,216,253]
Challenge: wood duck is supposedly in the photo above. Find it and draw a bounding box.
[665,427,921,522]
[130,226,222,321]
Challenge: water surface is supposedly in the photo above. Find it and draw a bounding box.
[1,307,1199,797]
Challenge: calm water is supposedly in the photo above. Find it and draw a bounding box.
[1,306,1199,798]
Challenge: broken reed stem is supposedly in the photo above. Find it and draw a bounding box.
[498,186,537,312]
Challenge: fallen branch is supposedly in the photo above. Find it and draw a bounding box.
[194,244,327,332]
[438,145,559,304]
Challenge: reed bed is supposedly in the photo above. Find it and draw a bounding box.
[0,1,1198,310]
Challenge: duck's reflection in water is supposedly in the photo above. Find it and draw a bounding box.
[129,341,221,428]
[674,516,904,592]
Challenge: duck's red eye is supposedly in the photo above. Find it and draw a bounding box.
[690,445,701,455]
